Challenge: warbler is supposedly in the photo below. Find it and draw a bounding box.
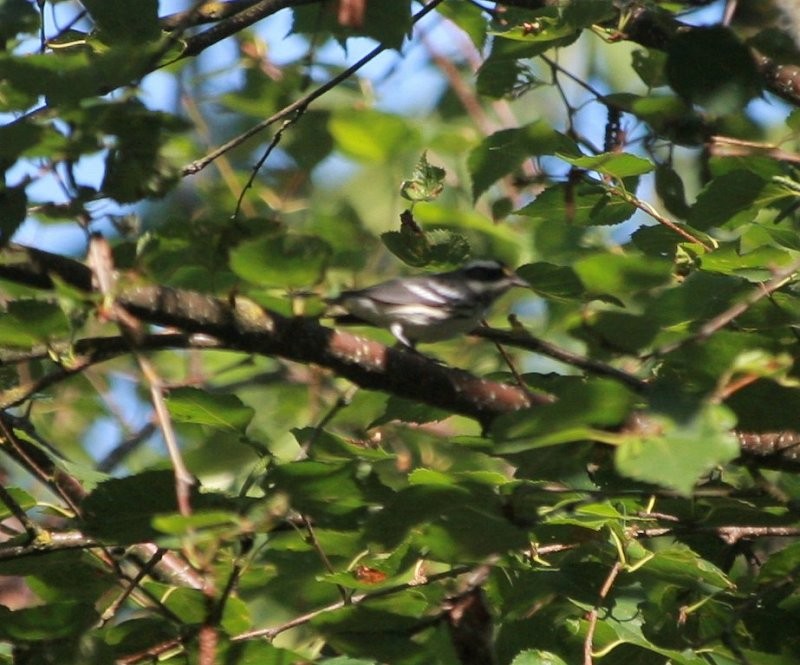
[328,260,528,348]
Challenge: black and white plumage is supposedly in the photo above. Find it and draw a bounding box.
[328,260,528,347]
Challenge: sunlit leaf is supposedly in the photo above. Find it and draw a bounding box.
[230,233,332,288]
[166,386,254,432]
[615,405,740,495]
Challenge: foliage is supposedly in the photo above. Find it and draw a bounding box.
[1,1,800,664]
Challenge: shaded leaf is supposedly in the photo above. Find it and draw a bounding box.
[469,121,579,200]
[666,27,762,114]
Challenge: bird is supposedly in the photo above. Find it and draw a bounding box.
[327,260,528,348]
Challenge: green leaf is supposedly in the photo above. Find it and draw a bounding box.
[370,395,451,426]
[166,386,254,432]
[1,300,70,344]
[641,543,733,590]
[153,585,250,633]
[151,510,241,536]
[329,110,417,162]
[230,233,331,288]
[0,487,35,519]
[80,0,161,43]
[0,602,97,640]
[665,27,762,114]
[587,311,660,353]
[631,48,668,88]
[400,151,446,202]
[654,164,690,218]
[469,121,579,200]
[510,651,569,665]
[291,427,395,462]
[365,484,528,560]
[515,182,636,226]
[516,262,585,301]
[558,152,654,179]
[0,0,39,42]
[311,594,430,662]
[0,47,160,107]
[572,253,673,300]
[492,377,637,449]
[267,460,388,522]
[605,93,706,145]
[562,0,615,28]
[216,641,309,664]
[100,101,185,202]
[615,405,740,495]
[686,170,766,230]
[436,2,487,50]
[81,471,239,542]
[105,618,179,654]
[381,226,470,268]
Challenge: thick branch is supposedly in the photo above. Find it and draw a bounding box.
[180,0,320,58]
[160,0,263,30]
[117,286,543,426]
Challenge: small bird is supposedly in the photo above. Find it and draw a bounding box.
[328,260,528,348]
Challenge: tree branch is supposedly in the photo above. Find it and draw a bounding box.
[117,285,546,427]
[179,0,320,58]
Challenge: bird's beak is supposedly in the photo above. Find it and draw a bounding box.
[506,267,529,288]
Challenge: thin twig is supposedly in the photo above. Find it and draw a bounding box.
[301,515,349,602]
[0,482,41,542]
[138,357,195,517]
[298,386,357,459]
[232,564,474,642]
[96,421,158,473]
[607,183,713,250]
[584,561,622,665]
[471,325,648,393]
[232,116,294,219]
[480,319,530,395]
[652,258,800,357]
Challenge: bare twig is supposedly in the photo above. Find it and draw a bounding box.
[584,561,622,665]
[301,515,348,602]
[0,531,101,561]
[232,116,294,219]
